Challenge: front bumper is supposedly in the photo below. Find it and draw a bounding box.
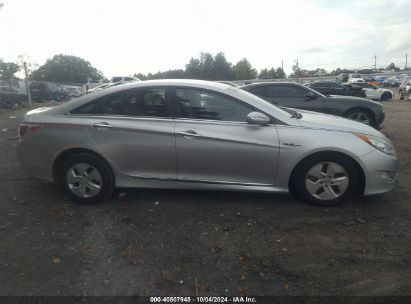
[360,150,398,195]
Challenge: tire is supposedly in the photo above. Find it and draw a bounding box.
[58,153,114,204]
[380,92,391,101]
[345,109,375,127]
[292,153,360,206]
[399,91,404,100]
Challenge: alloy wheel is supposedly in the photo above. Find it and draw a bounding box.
[66,163,102,198]
[348,112,370,125]
[305,162,349,200]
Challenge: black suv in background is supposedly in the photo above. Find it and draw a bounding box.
[240,82,385,129]
[306,81,365,97]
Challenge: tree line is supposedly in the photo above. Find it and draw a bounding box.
[134,52,285,81]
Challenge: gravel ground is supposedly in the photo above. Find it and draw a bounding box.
[0,94,410,296]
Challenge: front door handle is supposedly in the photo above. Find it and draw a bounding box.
[179,130,201,138]
[92,122,113,129]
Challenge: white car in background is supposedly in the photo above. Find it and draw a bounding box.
[347,82,393,101]
[348,74,365,83]
[110,76,141,83]
[64,87,82,98]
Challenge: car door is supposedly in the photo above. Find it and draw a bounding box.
[69,87,177,180]
[173,87,279,185]
[264,84,326,113]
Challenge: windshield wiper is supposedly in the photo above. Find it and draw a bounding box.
[279,106,302,119]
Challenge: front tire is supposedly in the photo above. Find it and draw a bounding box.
[346,109,375,127]
[59,153,114,204]
[292,153,359,206]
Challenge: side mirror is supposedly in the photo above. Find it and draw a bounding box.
[305,92,317,101]
[246,112,270,126]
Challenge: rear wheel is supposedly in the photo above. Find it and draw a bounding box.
[292,153,359,206]
[380,92,391,101]
[346,109,375,127]
[59,153,114,204]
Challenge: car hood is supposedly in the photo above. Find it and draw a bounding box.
[327,95,382,106]
[295,109,386,138]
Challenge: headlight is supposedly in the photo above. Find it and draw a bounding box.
[355,133,396,156]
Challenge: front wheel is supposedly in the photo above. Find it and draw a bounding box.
[346,109,375,127]
[59,153,114,204]
[292,154,359,206]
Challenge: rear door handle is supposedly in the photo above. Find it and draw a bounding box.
[179,130,201,138]
[92,122,113,129]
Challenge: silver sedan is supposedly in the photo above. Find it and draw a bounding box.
[16,80,397,206]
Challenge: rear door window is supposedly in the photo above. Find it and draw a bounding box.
[71,88,170,118]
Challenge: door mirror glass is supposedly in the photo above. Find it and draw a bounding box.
[246,112,270,125]
[305,92,317,101]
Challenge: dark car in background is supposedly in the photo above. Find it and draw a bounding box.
[306,81,365,97]
[240,82,385,129]
[29,81,68,102]
[0,86,28,108]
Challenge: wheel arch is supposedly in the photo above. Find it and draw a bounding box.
[52,148,115,184]
[288,150,366,196]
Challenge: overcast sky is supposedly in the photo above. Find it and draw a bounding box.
[1,0,410,77]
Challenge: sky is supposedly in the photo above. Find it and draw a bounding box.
[1,0,410,78]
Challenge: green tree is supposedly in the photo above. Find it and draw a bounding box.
[213,52,234,80]
[386,63,400,72]
[0,59,20,81]
[259,68,277,79]
[30,54,105,83]
[185,58,202,79]
[233,58,257,80]
[276,67,285,78]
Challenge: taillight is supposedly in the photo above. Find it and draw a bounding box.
[18,124,42,137]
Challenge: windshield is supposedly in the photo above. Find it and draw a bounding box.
[352,74,362,78]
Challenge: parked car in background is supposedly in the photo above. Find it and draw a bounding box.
[399,77,411,100]
[16,80,397,207]
[348,74,365,83]
[0,86,28,107]
[63,87,83,98]
[29,81,68,102]
[343,82,393,101]
[336,73,349,82]
[110,76,140,83]
[369,75,387,86]
[306,81,365,97]
[240,82,385,129]
[382,77,401,88]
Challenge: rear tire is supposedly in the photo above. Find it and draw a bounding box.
[59,153,114,204]
[380,92,391,101]
[292,153,359,206]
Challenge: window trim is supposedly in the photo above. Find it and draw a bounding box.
[66,86,174,119]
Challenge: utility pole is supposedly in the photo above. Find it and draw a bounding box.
[23,62,32,107]
[281,59,283,71]
[406,54,408,70]
[374,55,377,70]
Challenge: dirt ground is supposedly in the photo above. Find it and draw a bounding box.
[0,92,410,296]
